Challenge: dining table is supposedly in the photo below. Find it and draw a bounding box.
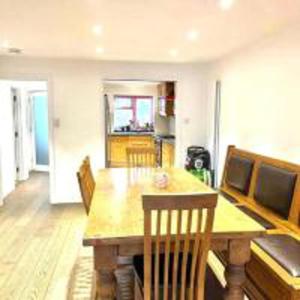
[83,167,265,300]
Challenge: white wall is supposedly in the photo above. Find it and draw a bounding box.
[0,82,15,204]
[0,58,209,203]
[207,23,300,178]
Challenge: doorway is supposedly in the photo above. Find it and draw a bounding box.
[102,80,176,168]
[0,79,50,205]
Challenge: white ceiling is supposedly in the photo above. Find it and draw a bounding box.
[1,0,300,62]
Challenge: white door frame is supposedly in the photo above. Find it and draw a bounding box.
[0,73,55,203]
[11,87,22,181]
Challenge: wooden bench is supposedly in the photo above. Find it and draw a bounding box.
[218,145,300,300]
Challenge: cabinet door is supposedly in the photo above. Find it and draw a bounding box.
[110,137,128,167]
[162,142,174,167]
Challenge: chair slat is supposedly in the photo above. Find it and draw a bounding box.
[196,209,215,300]
[172,209,182,300]
[126,147,156,168]
[189,209,203,300]
[144,210,152,300]
[163,210,172,300]
[180,209,193,300]
[154,210,162,300]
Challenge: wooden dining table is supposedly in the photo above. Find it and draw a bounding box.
[83,168,265,300]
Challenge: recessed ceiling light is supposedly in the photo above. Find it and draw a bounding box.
[186,30,199,41]
[219,0,234,10]
[96,47,104,54]
[169,48,178,57]
[2,40,10,48]
[92,25,103,35]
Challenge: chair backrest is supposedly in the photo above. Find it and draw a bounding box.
[84,156,96,192]
[142,193,217,300]
[77,157,95,214]
[126,147,156,168]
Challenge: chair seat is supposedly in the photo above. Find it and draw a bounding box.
[237,206,276,229]
[133,255,224,299]
[254,234,300,277]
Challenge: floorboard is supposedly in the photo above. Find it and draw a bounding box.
[0,172,86,300]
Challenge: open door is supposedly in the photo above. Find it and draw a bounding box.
[11,87,21,181]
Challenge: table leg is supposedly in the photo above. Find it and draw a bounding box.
[224,239,251,300]
[94,245,118,300]
[97,269,117,300]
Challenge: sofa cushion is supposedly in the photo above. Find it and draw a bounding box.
[254,234,300,277]
[254,164,296,219]
[225,155,254,195]
[237,206,276,229]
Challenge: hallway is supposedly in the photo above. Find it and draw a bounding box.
[0,172,86,300]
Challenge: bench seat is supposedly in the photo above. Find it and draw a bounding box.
[220,146,300,299]
[254,234,300,277]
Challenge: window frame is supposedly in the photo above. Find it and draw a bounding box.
[113,95,154,128]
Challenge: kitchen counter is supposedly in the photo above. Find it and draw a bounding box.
[109,131,154,136]
[154,134,175,145]
[161,138,175,145]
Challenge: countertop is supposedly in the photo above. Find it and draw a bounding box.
[109,131,154,136]
[108,132,176,145]
[161,138,175,145]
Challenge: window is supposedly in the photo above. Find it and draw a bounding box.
[113,96,153,130]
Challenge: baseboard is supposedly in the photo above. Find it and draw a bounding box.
[33,165,49,172]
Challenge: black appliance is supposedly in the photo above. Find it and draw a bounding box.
[185,146,211,170]
[154,134,175,167]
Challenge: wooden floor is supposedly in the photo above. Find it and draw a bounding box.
[0,172,87,300]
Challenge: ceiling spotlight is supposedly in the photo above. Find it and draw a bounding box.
[219,0,234,10]
[169,48,178,57]
[186,30,199,41]
[92,25,103,35]
[1,40,10,48]
[96,47,104,54]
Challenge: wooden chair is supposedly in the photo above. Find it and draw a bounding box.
[133,193,217,300]
[84,156,96,192]
[77,157,95,214]
[126,147,156,168]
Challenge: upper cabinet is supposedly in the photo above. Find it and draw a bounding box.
[158,82,175,117]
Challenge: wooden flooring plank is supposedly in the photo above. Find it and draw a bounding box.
[0,172,86,300]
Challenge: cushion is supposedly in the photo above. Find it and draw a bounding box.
[254,164,296,219]
[225,155,254,195]
[219,190,238,204]
[237,206,276,229]
[133,254,224,299]
[254,234,300,277]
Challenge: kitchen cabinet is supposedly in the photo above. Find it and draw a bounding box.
[158,82,175,117]
[159,98,174,117]
[158,82,175,98]
[162,141,175,167]
[109,135,154,167]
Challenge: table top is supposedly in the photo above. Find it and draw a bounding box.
[83,168,265,246]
